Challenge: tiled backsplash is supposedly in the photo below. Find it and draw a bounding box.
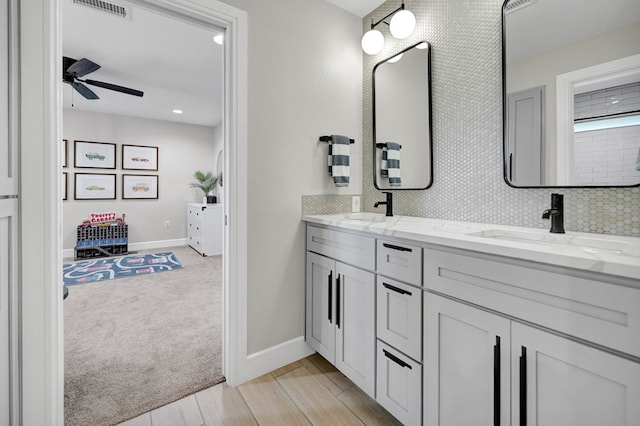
[358,0,639,237]
[303,0,640,237]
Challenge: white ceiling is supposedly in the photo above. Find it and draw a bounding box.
[505,0,640,63]
[62,0,385,127]
[62,0,224,127]
[323,0,386,17]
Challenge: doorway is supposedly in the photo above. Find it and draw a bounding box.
[17,0,248,424]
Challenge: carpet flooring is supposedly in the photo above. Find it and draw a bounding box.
[63,246,224,426]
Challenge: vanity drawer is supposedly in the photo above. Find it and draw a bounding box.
[376,276,422,361]
[376,239,422,286]
[423,247,640,358]
[376,340,422,426]
[307,225,375,271]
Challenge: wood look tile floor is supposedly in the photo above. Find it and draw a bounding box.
[118,353,401,426]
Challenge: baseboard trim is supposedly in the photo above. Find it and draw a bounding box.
[63,238,188,259]
[240,337,314,384]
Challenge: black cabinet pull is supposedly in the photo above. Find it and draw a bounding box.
[336,274,341,329]
[382,243,412,252]
[383,349,412,369]
[327,271,332,323]
[383,282,412,296]
[494,336,501,426]
[520,346,527,426]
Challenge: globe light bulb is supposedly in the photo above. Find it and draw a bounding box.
[389,9,416,39]
[361,29,384,55]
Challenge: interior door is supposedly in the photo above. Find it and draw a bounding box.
[507,86,544,186]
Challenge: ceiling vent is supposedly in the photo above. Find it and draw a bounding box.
[504,0,536,14]
[73,0,130,19]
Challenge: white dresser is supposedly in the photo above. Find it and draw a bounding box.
[186,203,223,256]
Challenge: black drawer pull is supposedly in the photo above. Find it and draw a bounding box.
[382,243,412,252]
[383,282,412,296]
[383,349,412,369]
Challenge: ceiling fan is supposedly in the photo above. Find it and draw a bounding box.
[63,56,144,100]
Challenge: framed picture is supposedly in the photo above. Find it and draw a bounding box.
[122,144,158,171]
[74,173,116,200]
[122,174,158,199]
[62,139,68,168]
[74,140,116,169]
[62,172,68,200]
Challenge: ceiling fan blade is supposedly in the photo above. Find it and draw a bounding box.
[71,82,99,100]
[66,57,101,77]
[84,79,144,97]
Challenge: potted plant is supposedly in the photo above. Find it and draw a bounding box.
[190,170,219,204]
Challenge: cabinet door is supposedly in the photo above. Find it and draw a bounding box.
[512,322,640,426]
[1,199,18,425]
[335,261,376,397]
[424,293,511,426]
[306,252,335,364]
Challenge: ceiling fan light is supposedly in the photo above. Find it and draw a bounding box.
[389,9,416,39]
[361,29,384,55]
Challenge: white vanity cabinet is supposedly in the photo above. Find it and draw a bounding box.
[303,214,640,426]
[375,239,423,426]
[306,226,376,397]
[423,248,640,426]
[187,203,222,256]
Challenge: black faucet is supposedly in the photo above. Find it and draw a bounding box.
[542,193,565,234]
[374,192,393,217]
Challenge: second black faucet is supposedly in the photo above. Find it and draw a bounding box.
[374,192,393,217]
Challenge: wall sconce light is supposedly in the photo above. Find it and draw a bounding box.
[361,1,416,55]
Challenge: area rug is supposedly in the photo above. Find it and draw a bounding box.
[63,252,183,285]
[64,246,224,426]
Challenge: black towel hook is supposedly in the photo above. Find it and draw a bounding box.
[376,142,402,149]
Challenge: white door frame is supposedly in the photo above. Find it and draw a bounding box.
[19,0,248,424]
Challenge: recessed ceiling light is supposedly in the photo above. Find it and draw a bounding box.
[213,34,224,45]
[173,109,183,114]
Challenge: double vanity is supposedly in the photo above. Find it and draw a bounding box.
[303,213,640,425]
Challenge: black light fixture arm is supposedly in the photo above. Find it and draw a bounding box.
[369,1,406,29]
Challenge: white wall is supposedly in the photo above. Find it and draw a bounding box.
[63,109,219,251]
[220,0,363,354]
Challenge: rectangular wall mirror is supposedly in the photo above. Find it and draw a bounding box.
[373,41,433,190]
[503,0,640,187]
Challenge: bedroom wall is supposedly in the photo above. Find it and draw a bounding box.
[62,109,220,252]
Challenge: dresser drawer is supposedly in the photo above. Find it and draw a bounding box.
[423,247,640,358]
[376,239,421,286]
[377,276,422,361]
[376,340,422,426]
[307,225,375,271]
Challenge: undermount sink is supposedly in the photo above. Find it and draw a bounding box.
[469,229,640,256]
[338,212,389,223]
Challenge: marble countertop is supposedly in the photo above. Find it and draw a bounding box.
[302,213,640,281]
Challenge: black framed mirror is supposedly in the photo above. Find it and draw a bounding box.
[503,0,640,188]
[373,41,433,190]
